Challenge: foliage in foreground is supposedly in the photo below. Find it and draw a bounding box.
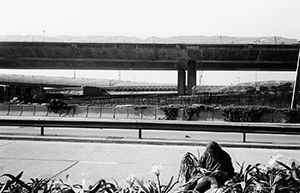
[0,164,178,193]
[1,154,300,193]
[178,152,300,193]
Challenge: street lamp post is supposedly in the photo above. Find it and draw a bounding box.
[236,76,240,84]
[42,30,46,42]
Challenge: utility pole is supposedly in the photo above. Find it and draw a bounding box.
[42,30,46,42]
[236,76,240,84]
[199,71,203,85]
[291,49,300,109]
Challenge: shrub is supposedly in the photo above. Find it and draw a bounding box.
[221,106,270,122]
[47,99,76,116]
[183,104,214,121]
[160,105,181,120]
[280,107,300,123]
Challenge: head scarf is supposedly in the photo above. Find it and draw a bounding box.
[205,141,223,158]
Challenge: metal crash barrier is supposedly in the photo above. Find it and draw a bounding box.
[0,116,299,142]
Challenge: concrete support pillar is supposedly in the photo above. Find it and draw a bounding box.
[10,87,16,98]
[291,48,300,109]
[187,61,197,95]
[177,70,186,95]
[32,86,43,97]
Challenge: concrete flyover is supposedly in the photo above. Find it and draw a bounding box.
[0,42,299,95]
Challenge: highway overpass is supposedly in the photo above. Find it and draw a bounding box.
[0,42,299,95]
[0,73,179,100]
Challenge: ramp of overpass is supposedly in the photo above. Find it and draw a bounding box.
[0,73,179,93]
[0,73,119,88]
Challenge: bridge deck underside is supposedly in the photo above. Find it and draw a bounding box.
[0,42,299,71]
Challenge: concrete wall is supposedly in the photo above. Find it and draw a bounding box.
[0,104,290,123]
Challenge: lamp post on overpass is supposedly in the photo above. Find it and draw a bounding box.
[236,76,240,84]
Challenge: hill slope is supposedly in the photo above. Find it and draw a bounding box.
[1,35,298,44]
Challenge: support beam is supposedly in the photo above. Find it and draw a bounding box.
[177,70,186,95]
[187,61,197,95]
[291,49,300,109]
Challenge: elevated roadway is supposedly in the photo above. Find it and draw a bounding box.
[1,42,299,94]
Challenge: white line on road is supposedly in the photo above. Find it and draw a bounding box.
[79,161,118,165]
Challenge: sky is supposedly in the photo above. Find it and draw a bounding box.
[0,0,299,85]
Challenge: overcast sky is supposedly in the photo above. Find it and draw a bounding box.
[1,0,299,85]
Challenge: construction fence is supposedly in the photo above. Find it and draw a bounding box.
[67,93,294,108]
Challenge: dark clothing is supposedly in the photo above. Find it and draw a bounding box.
[184,141,235,193]
[198,146,235,179]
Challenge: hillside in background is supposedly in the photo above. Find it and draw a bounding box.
[1,35,298,44]
[194,80,295,94]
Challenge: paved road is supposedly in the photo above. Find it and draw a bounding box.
[0,139,299,189]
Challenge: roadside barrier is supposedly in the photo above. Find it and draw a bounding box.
[0,105,9,116]
[0,104,288,123]
[0,104,169,120]
[34,105,48,116]
[101,106,115,119]
[140,107,156,120]
[155,108,165,120]
[87,106,101,118]
[114,106,129,119]
[8,105,23,116]
[0,104,299,142]
[128,107,142,119]
[0,116,299,143]
[73,106,88,118]
[21,105,35,116]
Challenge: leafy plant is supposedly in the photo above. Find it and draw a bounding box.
[1,157,300,193]
[183,104,214,121]
[135,164,178,193]
[160,105,181,120]
[47,99,76,116]
[178,152,199,183]
[280,107,300,123]
[221,106,266,122]
[87,179,118,193]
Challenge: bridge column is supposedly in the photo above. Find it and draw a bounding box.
[177,70,186,95]
[187,61,196,95]
[291,48,300,109]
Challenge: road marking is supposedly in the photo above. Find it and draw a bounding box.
[79,161,118,165]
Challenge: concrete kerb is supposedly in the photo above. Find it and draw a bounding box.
[0,134,299,150]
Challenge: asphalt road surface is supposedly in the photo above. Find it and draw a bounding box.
[0,139,300,189]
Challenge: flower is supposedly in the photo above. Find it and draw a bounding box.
[150,164,163,176]
[51,179,63,189]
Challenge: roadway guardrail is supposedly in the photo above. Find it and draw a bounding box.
[0,116,299,142]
